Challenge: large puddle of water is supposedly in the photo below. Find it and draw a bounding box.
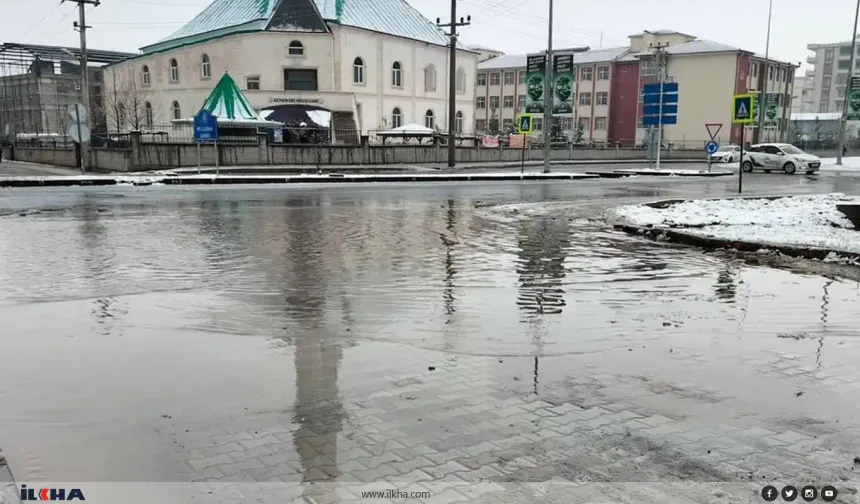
[0,183,858,485]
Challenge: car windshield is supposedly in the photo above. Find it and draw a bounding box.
[717,146,735,152]
[781,145,804,155]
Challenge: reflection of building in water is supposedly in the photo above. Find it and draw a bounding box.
[441,199,458,323]
[714,264,738,303]
[79,200,127,336]
[515,216,571,315]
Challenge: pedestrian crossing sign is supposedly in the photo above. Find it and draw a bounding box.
[732,94,755,124]
[518,114,534,133]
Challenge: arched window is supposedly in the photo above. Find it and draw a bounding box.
[424,109,435,129]
[200,54,211,78]
[392,107,402,128]
[391,61,402,88]
[456,67,466,94]
[288,40,304,56]
[171,101,181,120]
[169,58,179,82]
[353,57,365,84]
[144,102,153,128]
[141,65,150,86]
[424,64,436,92]
[455,111,464,134]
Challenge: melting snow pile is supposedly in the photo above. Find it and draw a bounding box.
[612,193,860,255]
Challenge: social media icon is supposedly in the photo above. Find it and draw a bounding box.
[761,485,778,502]
[782,485,798,501]
[821,485,838,502]
[801,485,817,501]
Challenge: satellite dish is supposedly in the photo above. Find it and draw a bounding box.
[68,123,91,143]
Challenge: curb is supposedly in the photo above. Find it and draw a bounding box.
[614,224,860,262]
[0,451,21,504]
[612,169,734,177]
[0,172,601,188]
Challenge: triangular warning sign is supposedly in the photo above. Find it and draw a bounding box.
[737,103,748,117]
[705,123,722,140]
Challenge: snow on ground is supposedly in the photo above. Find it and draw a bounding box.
[820,157,860,172]
[612,193,860,255]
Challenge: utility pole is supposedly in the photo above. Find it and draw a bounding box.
[437,7,470,169]
[755,0,774,144]
[542,0,554,173]
[65,0,99,173]
[838,0,860,165]
[651,42,669,170]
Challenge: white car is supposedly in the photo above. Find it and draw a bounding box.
[709,145,741,163]
[741,143,821,174]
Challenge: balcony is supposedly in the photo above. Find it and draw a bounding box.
[807,56,816,65]
[805,69,815,77]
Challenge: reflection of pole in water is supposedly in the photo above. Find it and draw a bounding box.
[817,278,834,369]
[533,356,539,395]
[715,263,738,303]
[515,216,570,315]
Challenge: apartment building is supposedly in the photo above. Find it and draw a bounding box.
[806,39,858,114]
[476,29,797,146]
[791,75,815,114]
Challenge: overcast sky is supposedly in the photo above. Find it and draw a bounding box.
[3,0,858,68]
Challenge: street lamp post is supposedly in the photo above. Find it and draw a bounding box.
[755,0,774,143]
[542,0,554,173]
[837,0,860,165]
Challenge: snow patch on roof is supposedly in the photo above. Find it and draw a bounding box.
[478,47,629,70]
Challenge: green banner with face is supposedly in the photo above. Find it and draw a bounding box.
[525,55,546,114]
[552,54,574,115]
[848,76,860,120]
[751,93,781,127]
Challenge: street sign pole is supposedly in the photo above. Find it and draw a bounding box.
[732,94,754,194]
[196,142,201,174]
[74,106,84,174]
[738,127,745,194]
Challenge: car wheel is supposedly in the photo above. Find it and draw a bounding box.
[764,169,771,173]
[742,161,754,172]
[783,162,796,174]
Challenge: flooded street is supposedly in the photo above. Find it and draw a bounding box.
[2,176,860,503]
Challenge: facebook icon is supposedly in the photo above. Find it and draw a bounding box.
[761,485,778,502]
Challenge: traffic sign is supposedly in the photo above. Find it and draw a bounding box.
[67,103,88,124]
[193,109,219,142]
[732,94,755,124]
[705,123,722,141]
[67,123,91,143]
[517,114,534,134]
[642,82,679,126]
[706,141,719,154]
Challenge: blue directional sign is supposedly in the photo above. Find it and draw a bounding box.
[706,141,719,154]
[642,82,679,126]
[193,109,218,142]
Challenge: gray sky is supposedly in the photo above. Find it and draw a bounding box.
[2,0,857,68]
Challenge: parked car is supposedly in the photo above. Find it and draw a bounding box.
[709,145,741,163]
[741,143,821,174]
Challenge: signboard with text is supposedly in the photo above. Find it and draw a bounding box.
[525,55,547,114]
[552,54,574,115]
[848,75,860,121]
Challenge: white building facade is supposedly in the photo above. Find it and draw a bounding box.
[806,39,858,114]
[103,0,478,142]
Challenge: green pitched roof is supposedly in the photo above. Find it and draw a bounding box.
[141,0,452,54]
[200,72,262,122]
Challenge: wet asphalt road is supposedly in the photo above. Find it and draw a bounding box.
[1,175,860,503]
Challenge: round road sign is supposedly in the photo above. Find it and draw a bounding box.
[705,141,719,154]
[68,123,91,143]
[67,103,88,124]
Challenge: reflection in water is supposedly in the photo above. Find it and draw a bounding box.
[715,263,738,303]
[79,201,127,336]
[817,279,834,369]
[441,199,457,323]
[515,216,571,315]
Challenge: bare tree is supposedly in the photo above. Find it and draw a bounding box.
[99,67,157,132]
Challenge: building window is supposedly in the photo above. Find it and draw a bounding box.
[424,64,437,92]
[502,118,513,130]
[825,62,834,75]
[580,67,593,81]
[517,95,525,109]
[840,45,853,56]
[594,117,606,131]
[476,96,486,108]
[169,58,179,82]
[353,57,365,84]
[477,73,486,86]
[561,117,572,130]
[641,59,656,76]
[288,40,304,56]
[503,95,514,108]
[141,65,150,86]
[476,119,487,132]
[200,54,211,79]
[837,73,848,85]
[597,66,609,80]
[596,92,608,105]
[424,109,435,129]
[579,92,591,106]
[769,67,774,79]
[578,116,590,129]
[455,111,464,133]
[392,61,402,87]
[838,87,846,98]
[751,63,758,77]
[533,118,543,131]
[392,107,402,128]
[519,71,526,84]
[144,102,153,128]
[489,96,499,109]
[284,68,318,91]
[489,72,500,86]
[456,67,466,94]
[504,72,515,85]
[839,59,851,70]
[488,118,499,133]
[246,75,260,90]
[171,101,181,120]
